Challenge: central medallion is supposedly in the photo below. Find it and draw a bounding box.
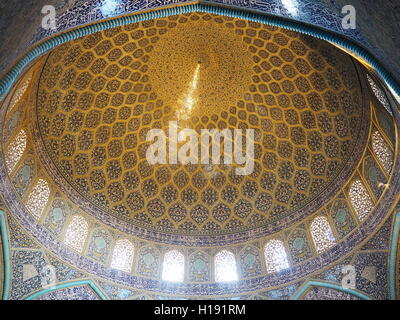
[147,17,254,121]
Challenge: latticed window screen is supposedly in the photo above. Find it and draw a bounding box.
[162,250,185,282]
[372,131,393,174]
[64,215,89,252]
[5,129,26,173]
[110,239,135,273]
[366,74,392,115]
[25,178,50,220]
[349,180,373,221]
[264,240,290,273]
[215,250,238,282]
[310,216,336,253]
[8,76,31,113]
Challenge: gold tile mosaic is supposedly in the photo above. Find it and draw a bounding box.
[35,13,366,235]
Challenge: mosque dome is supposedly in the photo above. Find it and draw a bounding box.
[34,13,369,243]
[0,2,398,300]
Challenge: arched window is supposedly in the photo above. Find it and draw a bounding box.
[372,131,393,174]
[9,76,31,113]
[110,239,135,273]
[215,250,238,282]
[366,74,392,115]
[349,180,373,221]
[26,179,50,220]
[310,216,336,254]
[264,240,289,273]
[162,250,184,282]
[64,215,89,252]
[5,129,26,173]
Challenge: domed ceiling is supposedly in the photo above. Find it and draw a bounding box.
[1,5,399,300]
[35,12,367,238]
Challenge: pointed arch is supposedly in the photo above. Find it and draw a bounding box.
[110,239,135,273]
[215,250,238,282]
[264,240,289,273]
[25,179,50,220]
[64,215,89,252]
[137,246,160,278]
[5,129,26,173]
[310,216,336,253]
[189,251,210,282]
[162,250,184,282]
